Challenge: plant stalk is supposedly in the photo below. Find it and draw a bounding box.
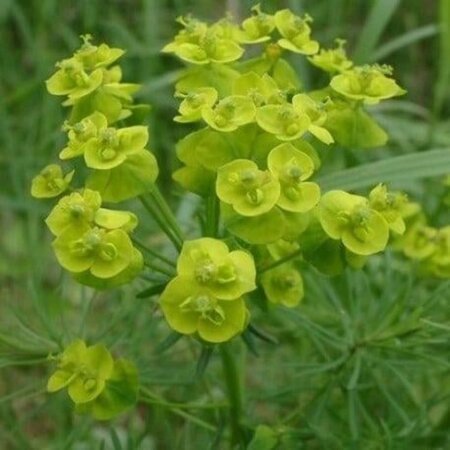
[150,186,184,244]
[139,195,183,251]
[220,342,244,447]
[205,193,220,237]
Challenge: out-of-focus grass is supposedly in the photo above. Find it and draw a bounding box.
[0,1,449,449]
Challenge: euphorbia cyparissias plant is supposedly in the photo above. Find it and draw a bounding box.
[31,6,424,425]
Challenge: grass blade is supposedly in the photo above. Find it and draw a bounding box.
[318,148,450,191]
[371,24,438,61]
[353,0,401,62]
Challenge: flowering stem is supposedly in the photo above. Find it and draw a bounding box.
[139,195,183,252]
[220,342,245,447]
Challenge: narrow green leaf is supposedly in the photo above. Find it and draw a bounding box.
[195,345,215,378]
[241,330,260,357]
[346,352,362,390]
[348,389,360,440]
[136,282,168,299]
[318,148,450,191]
[247,323,278,345]
[110,429,123,450]
[371,24,438,61]
[353,0,401,62]
[156,331,183,353]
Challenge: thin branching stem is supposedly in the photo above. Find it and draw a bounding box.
[131,236,177,268]
[258,247,304,274]
[139,195,183,251]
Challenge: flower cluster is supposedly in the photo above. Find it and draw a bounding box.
[31,36,159,289]
[166,7,407,285]
[46,34,141,124]
[47,340,138,420]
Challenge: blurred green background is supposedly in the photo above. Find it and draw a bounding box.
[0,1,449,449]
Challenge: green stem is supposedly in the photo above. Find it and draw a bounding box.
[143,260,176,278]
[258,247,303,274]
[220,342,244,447]
[131,236,177,268]
[139,387,217,432]
[139,386,227,410]
[205,193,220,237]
[150,186,184,243]
[139,195,183,251]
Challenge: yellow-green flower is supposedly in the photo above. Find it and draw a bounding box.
[47,339,139,420]
[83,125,149,170]
[176,238,256,299]
[46,58,103,101]
[237,4,275,44]
[308,39,353,73]
[45,189,137,238]
[73,247,143,289]
[216,159,281,216]
[162,16,243,65]
[73,34,125,70]
[160,277,247,343]
[318,190,389,255]
[60,112,108,160]
[45,189,101,236]
[330,65,405,105]
[31,164,74,199]
[174,87,218,123]
[274,10,319,55]
[369,184,407,234]
[267,143,321,213]
[232,72,281,107]
[403,225,438,260]
[47,340,114,404]
[202,95,256,132]
[52,226,135,278]
[293,94,334,144]
[256,102,311,141]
